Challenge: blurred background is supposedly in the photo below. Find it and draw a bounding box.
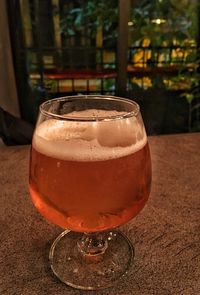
[1,0,200,137]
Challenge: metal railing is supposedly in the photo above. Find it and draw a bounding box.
[24,45,197,93]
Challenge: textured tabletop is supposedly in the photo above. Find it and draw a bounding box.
[0,133,200,295]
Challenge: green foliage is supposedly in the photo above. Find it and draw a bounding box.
[129,0,199,132]
[58,0,198,48]
[130,0,197,46]
[58,0,118,47]
[56,0,200,131]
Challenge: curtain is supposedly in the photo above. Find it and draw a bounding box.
[0,0,20,117]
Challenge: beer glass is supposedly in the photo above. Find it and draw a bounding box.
[29,95,151,290]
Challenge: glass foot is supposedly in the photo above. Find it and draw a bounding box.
[49,230,134,290]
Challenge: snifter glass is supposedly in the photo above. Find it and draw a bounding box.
[29,95,151,290]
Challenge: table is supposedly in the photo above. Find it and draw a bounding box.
[0,133,200,295]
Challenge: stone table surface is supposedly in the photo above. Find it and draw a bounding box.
[0,133,200,295]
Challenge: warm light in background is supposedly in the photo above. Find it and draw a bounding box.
[128,21,134,26]
[151,18,166,25]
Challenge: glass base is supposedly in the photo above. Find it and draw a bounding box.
[49,230,134,290]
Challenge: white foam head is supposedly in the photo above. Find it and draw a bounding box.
[33,109,147,161]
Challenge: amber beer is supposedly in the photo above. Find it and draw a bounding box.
[29,112,151,232]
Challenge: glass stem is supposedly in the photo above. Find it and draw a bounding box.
[77,232,108,260]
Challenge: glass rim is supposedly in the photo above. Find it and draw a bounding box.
[39,95,140,122]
